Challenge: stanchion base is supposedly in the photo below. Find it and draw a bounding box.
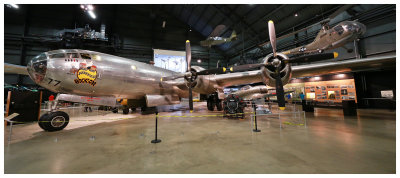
[252,129,261,132]
[151,139,162,143]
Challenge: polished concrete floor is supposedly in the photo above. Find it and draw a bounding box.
[4,103,396,173]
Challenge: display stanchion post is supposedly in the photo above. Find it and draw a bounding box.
[252,101,261,132]
[8,122,13,143]
[151,112,162,144]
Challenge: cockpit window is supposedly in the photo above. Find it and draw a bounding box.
[29,53,47,79]
[49,53,66,58]
[32,53,47,61]
[67,53,79,58]
[80,53,91,59]
[334,26,344,35]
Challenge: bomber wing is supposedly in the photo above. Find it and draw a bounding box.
[4,63,29,75]
[210,55,395,88]
[291,55,395,78]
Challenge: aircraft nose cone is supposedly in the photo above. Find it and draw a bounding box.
[354,22,366,35]
[27,53,48,83]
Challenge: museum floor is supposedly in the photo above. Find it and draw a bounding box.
[4,102,396,173]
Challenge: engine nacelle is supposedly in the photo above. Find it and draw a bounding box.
[260,53,292,87]
[190,66,219,94]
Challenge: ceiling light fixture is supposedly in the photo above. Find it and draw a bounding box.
[162,21,166,28]
[87,4,94,11]
[8,4,19,9]
[80,4,96,19]
[88,10,96,19]
[294,13,298,17]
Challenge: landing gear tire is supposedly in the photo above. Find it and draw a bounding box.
[112,107,118,113]
[122,107,130,114]
[207,100,215,111]
[216,100,223,111]
[38,111,69,132]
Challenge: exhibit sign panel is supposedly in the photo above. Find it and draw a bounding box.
[304,79,357,103]
[153,49,186,73]
[381,90,394,98]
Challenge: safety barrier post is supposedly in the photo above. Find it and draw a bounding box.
[151,112,162,143]
[252,102,260,132]
[8,122,13,143]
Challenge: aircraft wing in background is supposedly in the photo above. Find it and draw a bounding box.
[4,63,29,75]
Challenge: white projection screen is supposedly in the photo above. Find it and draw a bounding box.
[153,49,187,73]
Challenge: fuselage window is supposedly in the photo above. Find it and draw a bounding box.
[80,53,92,59]
[49,53,66,58]
[67,53,79,58]
[334,26,344,35]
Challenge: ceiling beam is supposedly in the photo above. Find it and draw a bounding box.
[192,5,209,29]
[198,10,219,35]
[216,4,250,37]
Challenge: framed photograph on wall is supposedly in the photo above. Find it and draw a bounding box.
[341,89,348,95]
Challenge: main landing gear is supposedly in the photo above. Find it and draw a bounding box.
[206,93,222,111]
[111,106,136,114]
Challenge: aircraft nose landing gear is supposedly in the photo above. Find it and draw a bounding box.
[38,111,69,132]
[38,94,69,132]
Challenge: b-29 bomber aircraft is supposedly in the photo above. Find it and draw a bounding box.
[5,20,395,132]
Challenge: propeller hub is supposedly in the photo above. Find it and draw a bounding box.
[272,58,281,67]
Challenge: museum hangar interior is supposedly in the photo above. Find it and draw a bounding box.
[3,4,396,174]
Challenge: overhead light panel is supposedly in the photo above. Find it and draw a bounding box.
[197,59,201,63]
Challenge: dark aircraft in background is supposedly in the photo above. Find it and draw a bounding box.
[200,25,237,47]
[5,20,394,132]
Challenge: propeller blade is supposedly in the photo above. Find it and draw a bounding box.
[195,63,266,76]
[188,81,193,112]
[268,20,277,57]
[185,40,194,112]
[274,68,285,110]
[186,40,191,72]
[231,63,266,72]
[196,67,226,75]
[287,52,338,64]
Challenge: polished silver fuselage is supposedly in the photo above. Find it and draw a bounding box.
[28,49,182,99]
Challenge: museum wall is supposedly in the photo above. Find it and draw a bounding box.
[354,70,396,109]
